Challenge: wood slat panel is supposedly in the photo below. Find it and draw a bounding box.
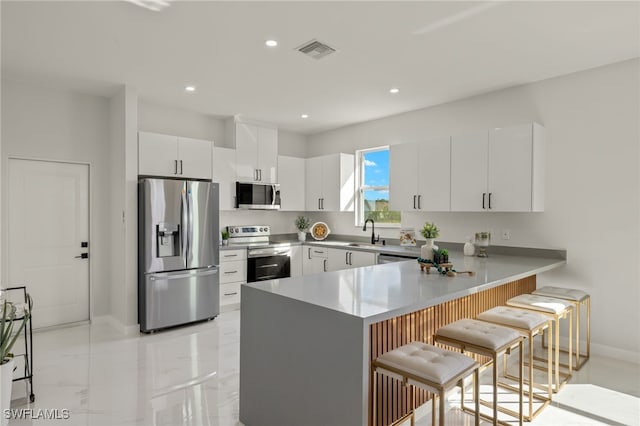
[369,275,536,426]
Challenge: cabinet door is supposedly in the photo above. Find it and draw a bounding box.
[302,246,327,275]
[348,251,377,268]
[257,127,278,183]
[322,154,355,212]
[417,138,451,211]
[389,143,419,211]
[178,137,212,180]
[450,131,489,211]
[235,122,258,182]
[327,248,349,272]
[138,132,178,177]
[278,156,305,211]
[305,157,323,211]
[212,147,237,210]
[290,246,303,277]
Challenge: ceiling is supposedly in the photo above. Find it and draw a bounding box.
[2,1,639,134]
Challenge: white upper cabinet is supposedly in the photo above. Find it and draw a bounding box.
[212,147,237,210]
[389,138,450,212]
[278,156,306,211]
[233,120,278,183]
[305,153,355,212]
[450,123,545,212]
[138,131,212,180]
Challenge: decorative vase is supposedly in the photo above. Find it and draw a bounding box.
[420,238,436,261]
[297,231,306,242]
[222,239,229,246]
[1,358,15,426]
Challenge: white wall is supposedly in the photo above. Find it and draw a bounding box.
[1,79,112,317]
[307,59,640,357]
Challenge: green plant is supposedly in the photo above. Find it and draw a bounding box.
[1,297,31,364]
[221,230,230,240]
[295,216,311,232]
[440,249,449,256]
[420,222,440,239]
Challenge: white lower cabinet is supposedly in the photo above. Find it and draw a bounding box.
[302,246,328,275]
[327,248,377,272]
[219,249,247,311]
[290,245,303,277]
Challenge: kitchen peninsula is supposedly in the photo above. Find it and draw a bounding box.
[239,252,565,426]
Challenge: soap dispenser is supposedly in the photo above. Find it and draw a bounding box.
[463,235,475,256]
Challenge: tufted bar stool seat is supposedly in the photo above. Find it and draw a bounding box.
[434,318,524,426]
[477,307,552,420]
[533,286,591,370]
[372,342,480,426]
[506,294,573,392]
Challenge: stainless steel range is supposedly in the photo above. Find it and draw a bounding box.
[227,226,291,282]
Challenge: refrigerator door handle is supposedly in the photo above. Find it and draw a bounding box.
[181,186,189,265]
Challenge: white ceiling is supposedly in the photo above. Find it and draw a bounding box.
[2,1,639,134]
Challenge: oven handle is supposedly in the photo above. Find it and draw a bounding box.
[248,250,291,258]
[257,264,280,269]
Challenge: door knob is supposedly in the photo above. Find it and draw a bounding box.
[75,253,89,259]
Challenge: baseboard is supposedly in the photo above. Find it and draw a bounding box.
[591,342,640,364]
[92,315,140,335]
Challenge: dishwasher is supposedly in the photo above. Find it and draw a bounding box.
[377,253,417,264]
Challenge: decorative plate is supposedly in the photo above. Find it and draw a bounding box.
[399,228,416,246]
[310,222,331,240]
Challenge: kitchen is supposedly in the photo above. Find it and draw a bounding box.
[1,1,639,425]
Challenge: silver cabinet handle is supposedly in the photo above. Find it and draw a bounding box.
[224,270,238,274]
[345,251,349,265]
[418,195,422,210]
[313,250,324,254]
[413,195,417,209]
[174,159,178,175]
[258,169,262,181]
[348,252,353,265]
[223,254,238,258]
[308,247,311,259]
[488,193,492,209]
[179,160,183,175]
[223,292,238,296]
[323,259,327,272]
[318,198,321,210]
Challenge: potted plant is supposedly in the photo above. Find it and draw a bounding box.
[440,249,449,264]
[420,222,440,261]
[1,295,31,422]
[295,216,311,242]
[221,230,230,246]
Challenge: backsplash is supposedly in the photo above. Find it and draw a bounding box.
[219,210,302,235]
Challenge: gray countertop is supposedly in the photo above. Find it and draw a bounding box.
[244,252,565,324]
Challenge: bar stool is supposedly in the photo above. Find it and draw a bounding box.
[506,294,573,392]
[533,286,590,370]
[371,341,480,426]
[434,318,524,426]
[476,306,553,421]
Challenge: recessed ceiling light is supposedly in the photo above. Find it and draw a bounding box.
[301,114,309,119]
[389,88,400,94]
[265,40,278,47]
[185,86,196,92]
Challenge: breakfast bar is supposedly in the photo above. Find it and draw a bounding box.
[239,252,565,426]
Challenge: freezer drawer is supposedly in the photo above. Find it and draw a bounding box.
[140,267,219,332]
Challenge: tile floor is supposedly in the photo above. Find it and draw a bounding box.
[7,310,640,426]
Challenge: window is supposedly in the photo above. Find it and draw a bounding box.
[356,147,401,226]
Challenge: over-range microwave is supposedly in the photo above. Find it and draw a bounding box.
[235,182,281,210]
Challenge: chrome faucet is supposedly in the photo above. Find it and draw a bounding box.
[363,219,380,245]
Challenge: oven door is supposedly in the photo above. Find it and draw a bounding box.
[247,255,291,282]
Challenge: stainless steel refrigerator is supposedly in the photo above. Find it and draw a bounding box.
[138,178,220,332]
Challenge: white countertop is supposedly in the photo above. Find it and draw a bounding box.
[244,252,565,324]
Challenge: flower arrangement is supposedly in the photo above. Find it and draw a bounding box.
[420,222,440,239]
[1,296,31,364]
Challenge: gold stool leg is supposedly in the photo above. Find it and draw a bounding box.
[371,366,377,426]
[474,369,480,426]
[493,354,498,425]
[575,301,580,368]
[586,297,591,359]
[439,388,445,426]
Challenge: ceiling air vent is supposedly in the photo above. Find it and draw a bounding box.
[296,39,337,60]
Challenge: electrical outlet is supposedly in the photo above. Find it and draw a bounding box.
[502,229,510,240]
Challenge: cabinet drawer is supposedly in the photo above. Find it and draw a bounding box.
[305,246,328,258]
[220,282,241,306]
[221,249,247,262]
[220,260,247,284]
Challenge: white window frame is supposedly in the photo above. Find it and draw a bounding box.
[355,146,401,228]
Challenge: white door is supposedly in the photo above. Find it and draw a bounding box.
[178,137,212,180]
[8,159,89,328]
[389,143,419,211]
[257,126,278,183]
[235,122,258,182]
[450,131,489,211]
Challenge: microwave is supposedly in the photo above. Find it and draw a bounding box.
[235,182,281,210]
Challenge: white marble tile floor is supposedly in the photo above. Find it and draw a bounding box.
[6,310,640,426]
